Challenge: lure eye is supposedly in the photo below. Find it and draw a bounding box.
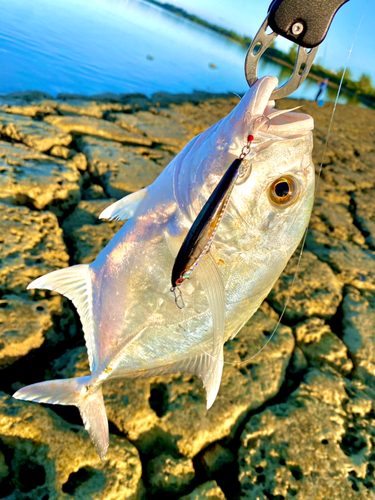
[269,176,298,207]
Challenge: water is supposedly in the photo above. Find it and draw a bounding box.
[0,0,350,103]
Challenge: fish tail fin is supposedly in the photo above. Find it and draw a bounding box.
[13,376,109,460]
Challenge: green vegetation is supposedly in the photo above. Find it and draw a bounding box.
[145,0,374,106]
[145,0,253,46]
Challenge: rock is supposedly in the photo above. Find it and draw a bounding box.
[185,96,239,132]
[0,204,75,350]
[0,111,72,152]
[71,151,88,171]
[0,91,54,102]
[57,102,103,119]
[342,287,375,388]
[45,114,152,146]
[57,101,124,119]
[353,190,375,250]
[290,346,308,372]
[62,199,117,233]
[0,295,53,368]
[309,198,365,245]
[103,160,160,197]
[268,251,343,321]
[50,345,89,379]
[179,481,226,500]
[0,449,9,479]
[49,145,73,159]
[0,141,81,211]
[155,150,176,169]
[83,184,106,200]
[151,89,229,107]
[0,392,143,499]
[79,136,163,176]
[238,369,373,500]
[179,481,225,500]
[199,443,235,478]
[314,177,351,207]
[118,93,151,111]
[93,92,126,103]
[72,223,123,264]
[109,113,145,134]
[0,203,69,293]
[295,317,353,375]
[306,229,375,291]
[0,102,57,117]
[147,454,195,495]
[51,310,294,458]
[112,110,192,148]
[323,163,375,191]
[62,199,124,264]
[78,136,163,195]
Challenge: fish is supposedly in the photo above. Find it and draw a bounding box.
[13,76,315,459]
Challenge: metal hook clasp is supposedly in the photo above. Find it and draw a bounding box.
[245,17,319,100]
[170,286,185,309]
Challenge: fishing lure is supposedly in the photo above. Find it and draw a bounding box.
[170,115,271,307]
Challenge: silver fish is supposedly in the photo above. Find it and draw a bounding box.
[14,76,315,459]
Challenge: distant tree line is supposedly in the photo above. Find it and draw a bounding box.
[146,0,374,106]
[146,0,252,46]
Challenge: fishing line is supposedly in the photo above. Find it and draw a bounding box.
[224,3,369,367]
[178,5,368,368]
[232,92,243,101]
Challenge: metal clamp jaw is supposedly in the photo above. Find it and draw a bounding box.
[246,0,350,99]
[245,17,318,100]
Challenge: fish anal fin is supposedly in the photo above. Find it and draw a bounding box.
[99,188,148,221]
[182,347,224,409]
[128,349,224,409]
[28,265,97,372]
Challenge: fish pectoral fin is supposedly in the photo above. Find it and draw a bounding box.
[99,187,148,221]
[198,254,226,371]
[28,265,98,373]
[202,346,224,409]
[164,230,185,258]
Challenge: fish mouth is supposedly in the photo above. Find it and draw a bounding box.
[248,76,279,118]
[244,76,314,138]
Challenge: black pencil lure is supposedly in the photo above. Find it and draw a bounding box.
[170,133,255,307]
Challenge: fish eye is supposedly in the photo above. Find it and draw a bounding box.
[269,176,298,207]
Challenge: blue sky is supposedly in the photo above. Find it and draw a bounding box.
[166,0,374,83]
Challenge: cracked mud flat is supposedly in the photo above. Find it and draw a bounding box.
[0,89,374,500]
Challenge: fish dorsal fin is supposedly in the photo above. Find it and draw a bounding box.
[28,265,98,372]
[99,187,148,221]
